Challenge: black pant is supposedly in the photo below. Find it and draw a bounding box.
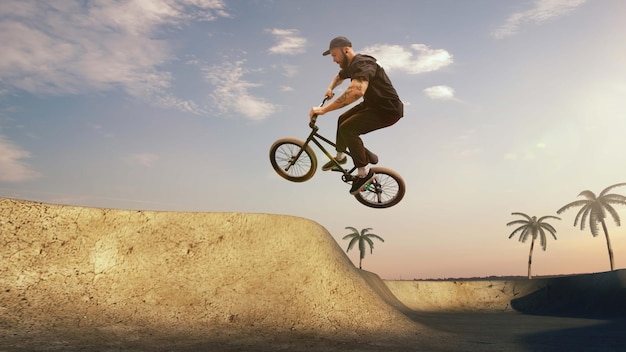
[335,103,401,168]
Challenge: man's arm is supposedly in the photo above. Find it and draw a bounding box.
[324,74,345,99]
[330,78,368,110]
[313,78,368,118]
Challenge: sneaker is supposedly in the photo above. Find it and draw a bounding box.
[350,170,376,195]
[321,156,347,171]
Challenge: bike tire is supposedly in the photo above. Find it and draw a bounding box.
[353,167,405,209]
[269,138,317,182]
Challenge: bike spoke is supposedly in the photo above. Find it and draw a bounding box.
[277,147,308,176]
[356,171,403,207]
[270,139,316,182]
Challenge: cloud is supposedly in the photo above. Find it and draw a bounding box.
[504,153,517,160]
[203,61,279,120]
[0,0,229,112]
[280,64,299,78]
[0,134,41,182]
[267,29,307,55]
[504,143,547,161]
[424,85,456,100]
[362,44,453,74]
[123,153,159,167]
[492,0,588,39]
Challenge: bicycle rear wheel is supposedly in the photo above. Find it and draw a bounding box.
[269,138,317,182]
[354,167,405,208]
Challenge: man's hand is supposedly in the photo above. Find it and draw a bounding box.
[309,106,325,123]
[324,89,335,99]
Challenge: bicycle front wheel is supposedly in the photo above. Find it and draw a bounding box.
[354,167,405,208]
[269,138,317,182]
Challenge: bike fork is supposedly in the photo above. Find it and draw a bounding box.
[282,131,317,172]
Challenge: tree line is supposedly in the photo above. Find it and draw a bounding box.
[508,182,626,279]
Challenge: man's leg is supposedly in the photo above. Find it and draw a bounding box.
[334,103,366,156]
[337,106,401,194]
[338,107,400,169]
[322,104,367,172]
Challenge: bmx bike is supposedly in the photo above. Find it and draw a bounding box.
[269,98,406,209]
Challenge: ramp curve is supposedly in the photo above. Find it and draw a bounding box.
[0,197,425,349]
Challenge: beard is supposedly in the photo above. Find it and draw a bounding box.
[339,52,349,69]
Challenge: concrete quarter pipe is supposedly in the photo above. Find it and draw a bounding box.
[0,198,436,351]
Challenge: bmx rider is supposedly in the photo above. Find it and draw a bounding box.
[309,36,403,195]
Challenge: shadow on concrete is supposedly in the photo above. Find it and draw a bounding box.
[510,270,626,319]
[391,270,626,351]
[406,311,626,352]
[517,319,626,352]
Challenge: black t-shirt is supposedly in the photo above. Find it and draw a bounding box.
[338,54,403,117]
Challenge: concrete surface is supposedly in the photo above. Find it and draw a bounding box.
[1,197,626,351]
[386,271,626,318]
[0,197,434,350]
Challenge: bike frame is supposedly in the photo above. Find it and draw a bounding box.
[301,123,356,181]
[288,98,357,182]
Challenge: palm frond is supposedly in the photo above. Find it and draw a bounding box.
[511,212,532,220]
[578,190,597,200]
[604,194,626,203]
[364,236,375,254]
[540,222,558,236]
[519,227,531,243]
[557,199,589,214]
[599,182,626,197]
[360,227,373,235]
[577,205,591,230]
[538,215,561,222]
[604,203,622,226]
[539,227,547,251]
[344,226,358,234]
[367,234,385,243]
[346,236,359,251]
[507,219,529,227]
[589,211,600,237]
[508,224,527,239]
[593,201,607,220]
[342,233,357,240]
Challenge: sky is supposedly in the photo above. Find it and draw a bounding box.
[1,0,626,279]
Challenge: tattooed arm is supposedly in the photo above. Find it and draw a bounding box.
[324,74,345,99]
[310,78,368,120]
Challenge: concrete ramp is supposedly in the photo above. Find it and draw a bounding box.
[385,279,543,312]
[386,272,626,318]
[0,197,426,349]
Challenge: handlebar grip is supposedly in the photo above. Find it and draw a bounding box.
[309,115,318,128]
[309,96,327,128]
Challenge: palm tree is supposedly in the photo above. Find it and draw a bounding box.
[507,212,560,279]
[342,227,384,269]
[557,183,626,271]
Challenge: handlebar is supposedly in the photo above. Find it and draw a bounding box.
[309,96,329,128]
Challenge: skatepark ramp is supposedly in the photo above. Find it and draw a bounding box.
[386,271,626,318]
[0,197,425,348]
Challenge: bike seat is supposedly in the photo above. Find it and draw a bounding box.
[366,148,378,165]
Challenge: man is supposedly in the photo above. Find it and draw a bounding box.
[309,36,403,195]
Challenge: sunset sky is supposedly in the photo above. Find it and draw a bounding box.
[2,0,626,279]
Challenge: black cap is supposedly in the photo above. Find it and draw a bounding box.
[322,36,352,56]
